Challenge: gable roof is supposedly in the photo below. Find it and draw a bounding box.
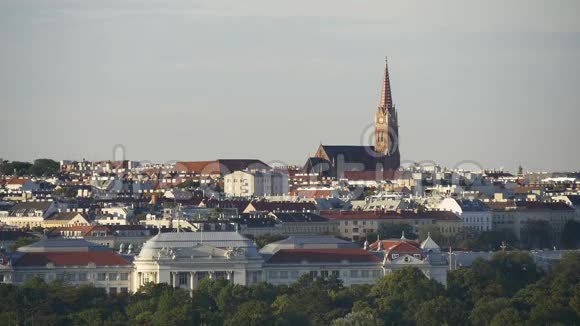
[45,212,87,222]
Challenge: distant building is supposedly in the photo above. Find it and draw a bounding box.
[438,198,492,232]
[320,210,462,241]
[0,238,132,294]
[224,170,289,197]
[0,201,57,228]
[42,212,91,228]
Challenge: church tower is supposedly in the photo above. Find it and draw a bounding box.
[374,57,398,156]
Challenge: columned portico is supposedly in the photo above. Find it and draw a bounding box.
[132,232,265,293]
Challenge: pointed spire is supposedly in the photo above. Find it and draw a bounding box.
[379,56,393,112]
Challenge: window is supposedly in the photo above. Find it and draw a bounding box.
[290,271,299,279]
[309,271,318,279]
[120,273,129,281]
[97,273,106,281]
[109,287,117,295]
[78,273,87,281]
[269,271,279,279]
[361,270,369,278]
[413,254,421,259]
[332,271,340,278]
[391,254,400,259]
[179,273,188,285]
[120,287,129,294]
[320,271,329,278]
[279,271,288,279]
[350,270,359,278]
[109,273,118,281]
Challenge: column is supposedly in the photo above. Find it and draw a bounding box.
[189,272,196,291]
[171,272,177,287]
[208,271,214,280]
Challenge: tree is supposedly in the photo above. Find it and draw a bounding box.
[176,180,200,189]
[331,310,382,326]
[489,308,524,326]
[371,267,444,324]
[376,223,416,240]
[29,159,59,177]
[415,296,465,326]
[469,297,514,326]
[248,234,288,249]
[224,301,273,326]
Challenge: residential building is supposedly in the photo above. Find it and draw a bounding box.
[224,170,289,197]
[42,212,91,228]
[0,201,57,228]
[438,198,492,232]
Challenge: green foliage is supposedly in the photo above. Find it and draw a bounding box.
[363,223,416,245]
[0,159,59,176]
[53,186,78,198]
[29,159,60,176]
[176,180,200,189]
[248,234,288,249]
[415,296,466,326]
[1,255,580,325]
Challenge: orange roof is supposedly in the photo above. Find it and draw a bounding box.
[6,178,30,185]
[369,240,420,251]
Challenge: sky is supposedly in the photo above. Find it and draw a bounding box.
[1,0,579,172]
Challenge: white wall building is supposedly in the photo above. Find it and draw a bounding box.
[224,170,289,198]
[439,198,492,232]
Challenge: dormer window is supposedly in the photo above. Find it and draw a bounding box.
[391,254,399,259]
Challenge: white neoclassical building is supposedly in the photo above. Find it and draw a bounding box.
[133,232,449,291]
[132,232,264,292]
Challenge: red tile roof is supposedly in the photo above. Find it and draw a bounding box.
[6,178,30,185]
[369,240,420,251]
[14,252,130,267]
[267,248,381,264]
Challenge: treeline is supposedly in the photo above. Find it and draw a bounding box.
[1,251,580,325]
[0,159,59,177]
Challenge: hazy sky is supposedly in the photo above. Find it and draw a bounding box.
[1,0,579,172]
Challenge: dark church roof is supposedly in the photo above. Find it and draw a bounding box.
[303,145,399,179]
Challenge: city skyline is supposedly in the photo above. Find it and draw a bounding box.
[1,0,580,171]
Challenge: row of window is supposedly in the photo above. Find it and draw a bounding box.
[268,269,382,280]
[13,272,129,283]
